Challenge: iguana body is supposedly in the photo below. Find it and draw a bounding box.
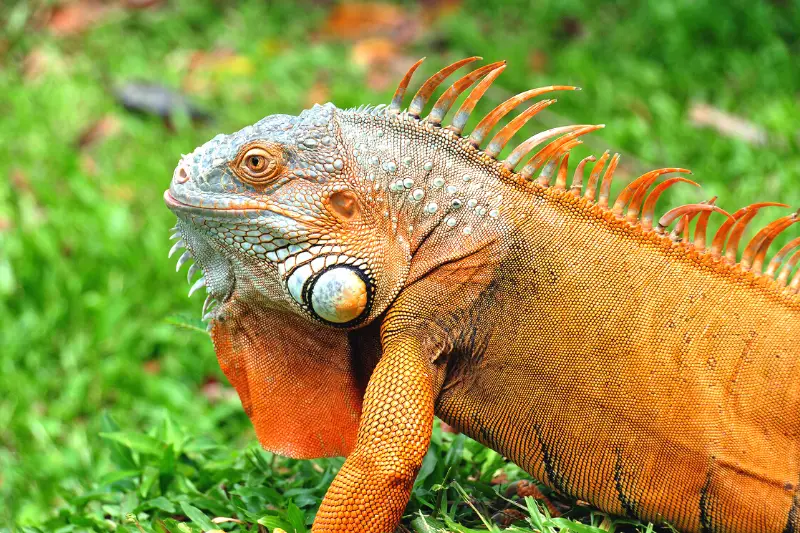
[165,57,800,533]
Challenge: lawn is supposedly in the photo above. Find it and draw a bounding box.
[2,0,799,531]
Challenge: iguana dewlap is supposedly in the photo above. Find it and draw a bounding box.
[165,57,800,533]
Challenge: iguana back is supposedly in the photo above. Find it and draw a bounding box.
[166,56,800,532]
[429,181,800,532]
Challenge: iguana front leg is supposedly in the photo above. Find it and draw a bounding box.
[313,334,436,532]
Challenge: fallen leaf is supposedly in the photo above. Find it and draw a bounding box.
[491,508,527,527]
[211,517,244,525]
[321,2,407,40]
[22,47,48,81]
[80,153,98,176]
[142,360,161,375]
[490,470,509,485]
[351,37,398,68]
[527,49,548,73]
[77,115,121,149]
[10,169,31,192]
[689,102,768,145]
[351,38,409,91]
[45,1,113,36]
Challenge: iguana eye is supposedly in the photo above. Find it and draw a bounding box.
[232,143,283,185]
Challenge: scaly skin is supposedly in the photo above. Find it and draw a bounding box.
[165,57,800,532]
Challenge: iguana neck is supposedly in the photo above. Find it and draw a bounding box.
[337,109,519,270]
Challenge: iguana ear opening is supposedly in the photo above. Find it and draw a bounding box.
[210,301,364,458]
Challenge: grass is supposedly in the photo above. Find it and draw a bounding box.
[2,0,799,531]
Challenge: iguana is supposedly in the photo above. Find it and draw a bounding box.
[164,56,800,533]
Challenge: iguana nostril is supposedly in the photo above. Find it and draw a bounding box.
[176,166,189,184]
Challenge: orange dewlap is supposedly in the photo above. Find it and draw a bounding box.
[210,301,362,458]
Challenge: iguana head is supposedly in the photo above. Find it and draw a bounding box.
[165,103,408,328]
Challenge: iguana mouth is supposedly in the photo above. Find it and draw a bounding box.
[165,189,274,216]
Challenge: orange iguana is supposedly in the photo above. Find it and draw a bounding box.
[164,57,800,533]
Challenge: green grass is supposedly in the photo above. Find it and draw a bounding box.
[2,0,799,531]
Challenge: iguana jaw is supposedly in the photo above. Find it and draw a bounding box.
[166,193,236,318]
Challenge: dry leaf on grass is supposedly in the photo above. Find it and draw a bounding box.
[77,115,121,149]
[350,38,415,91]
[689,102,767,146]
[321,2,408,40]
[45,1,113,36]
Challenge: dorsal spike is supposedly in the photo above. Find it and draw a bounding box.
[710,206,753,258]
[505,124,601,171]
[724,209,764,264]
[468,86,579,147]
[553,152,571,190]
[657,204,733,234]
[388,57,426,114]
[536,155,560,187]
[766,236,800,278]
[503,125,589,171]
[408,57,481,117]
[790,262,800,292]
[616,168,691,219]
[447,64,506,135]
[485,99,557,158]
[626,175,661,223]
[743,212,800,272]
[709,203,787,260]
[583,150,610,201]
[778,250,800,287]
[682,215,693,242]
[596,153,621,209]
[519,127,601,179]
[670,214,691,242]
[640,177,700,231]
[569,155,596,197]
[536,141,581,185]
[427,61,506,126]
[672,199,712,242]
[693,196,718,251]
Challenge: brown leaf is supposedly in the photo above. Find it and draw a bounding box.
[321,2,407,40]
[80,153,98,176]
[689,102,768,145]
[10,169,31,192]
[351,38,404,91]
[143,360,161,375]
[77,115,121,149]
[22,48,47,81]
[351,37,398,68]
[527,49,549,73]
[490,470,509,485]
[46,1,113,36]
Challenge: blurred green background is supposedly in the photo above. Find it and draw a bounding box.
[2,0,799,531]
